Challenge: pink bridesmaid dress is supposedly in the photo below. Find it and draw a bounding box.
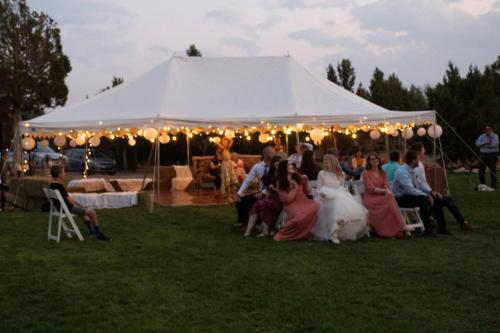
[274,184,319,241]
[362,171,404,238]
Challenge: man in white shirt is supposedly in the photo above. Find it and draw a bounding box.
[234,146,275,225]
[288,143,312,169]
[411,143,472,233]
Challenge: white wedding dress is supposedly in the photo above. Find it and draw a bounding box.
[313,170,369,242]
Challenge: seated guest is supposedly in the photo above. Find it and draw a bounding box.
[209,155,222,197]
[411,143,473,232]
[49,165,110,241]
[231,153,247,183]
[326,148,363,178]
[234,146,276,225]
[244,155,283,237]
[274,160,319,241]
[289,143,312,169]
[362,152,404,238]
[298,150,321,182]
[351,150,366,170]
[392,150,436,237]
[313,154,369,243]
[382,151,401,183]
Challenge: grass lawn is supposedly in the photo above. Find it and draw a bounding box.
[0,174,499,333]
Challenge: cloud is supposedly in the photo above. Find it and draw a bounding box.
[219,38,262,56]
[288,29,337,47]
[204,8,241,24]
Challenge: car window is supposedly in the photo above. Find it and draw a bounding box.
[91,150,107,158]
[35,144,57,154]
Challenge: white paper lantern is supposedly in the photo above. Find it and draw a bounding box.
[128,138,136,146]
[69,140,77,148]
[310,128,324,144]
[22,137,36,150]
[225,129,235,140]
[401,128,414,140]
[54,135,66,147]
[159,133,170,144]
[386,125,395,135]
[369,129,381,140]
[258,133,269,144]
[213,136,221,144]
[40,139,50,148]
[417,127,427,136]
[427,124,443,138]
[75,135,86,146]
[390,129,400,137]
[89,136,100,147]
[143,127,158,141]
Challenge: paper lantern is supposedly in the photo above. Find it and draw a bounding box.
[310,128,324,144]
[159,133,170,144]
[40,139,50,148]
[143,127,158,141]
[417,127,427,136]
[401,128,414,140]
[213,136,221,144]
[258,133,269,144]
[69,140,77,148]
[22,137,36,150]
[369,129,381,140]
[75,135,86,146]
[390,129,400,137]
[427,124,443,138]
[225,129,235,140]
[54,135,66,147]
[128,138,136,146]
[89,136,100,147]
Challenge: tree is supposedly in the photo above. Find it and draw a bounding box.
[369,68,386,106]
[326,64,338,84]
[0,0,71,137]
[336,59,356,92]
[186,44,202,57]
[96,76,124,95]
[355,82,370,100]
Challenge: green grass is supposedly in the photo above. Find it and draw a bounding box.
[0,174,499,332]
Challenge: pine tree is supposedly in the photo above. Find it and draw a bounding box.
[336,59,356,92]
[186,44,202,57]
[326,64,338,84]
[355,82,370,100]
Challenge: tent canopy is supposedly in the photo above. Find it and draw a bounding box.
[21,55,435,133]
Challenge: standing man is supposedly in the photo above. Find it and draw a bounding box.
[234,146,275,226]
[475,125,499,189]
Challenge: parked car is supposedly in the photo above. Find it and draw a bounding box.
[7,143,67,170]
[65,149,116,174]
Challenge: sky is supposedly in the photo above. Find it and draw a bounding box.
[28,0,500,105]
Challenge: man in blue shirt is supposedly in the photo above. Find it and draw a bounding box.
[382,151,400,183]
[475,125,498,189]
[393,150,437,237]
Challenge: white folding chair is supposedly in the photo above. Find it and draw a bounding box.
[43,188,84,243]
[400,207,425,236]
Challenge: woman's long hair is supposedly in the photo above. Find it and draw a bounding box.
[278,160,290,191]
[323,154,343,179]
[298,150,320,180]
[263,155,282,187]
[365,152,385,174]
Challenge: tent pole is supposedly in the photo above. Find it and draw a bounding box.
[285,133,289,155]
[439,137,450,195]
[186,135,191,165]
[149,137,158,213]
[157,134,160,205]
[140,140,155,191]
[385,133,389,157]
[433,116,437,190]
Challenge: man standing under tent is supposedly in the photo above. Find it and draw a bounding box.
[410,143,473,233]
[475,125,498,190]
[234,146,276,226]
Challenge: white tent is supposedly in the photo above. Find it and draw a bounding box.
[21,55,435,133]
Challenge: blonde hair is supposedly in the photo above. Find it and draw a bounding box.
[323,154,343,179]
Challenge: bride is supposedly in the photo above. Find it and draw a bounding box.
[313,154,369,243]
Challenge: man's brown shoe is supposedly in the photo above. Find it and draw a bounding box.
[460,221,473,231]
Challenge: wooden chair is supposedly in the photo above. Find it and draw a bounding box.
[400,207,425,235]
[43,188,84,243]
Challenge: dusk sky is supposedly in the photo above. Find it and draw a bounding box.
[28,0,500,105]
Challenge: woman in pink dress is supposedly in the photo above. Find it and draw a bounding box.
[274,160,319,241]
[362,152,404,238]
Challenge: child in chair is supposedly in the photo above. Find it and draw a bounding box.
[49,165,110,241]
